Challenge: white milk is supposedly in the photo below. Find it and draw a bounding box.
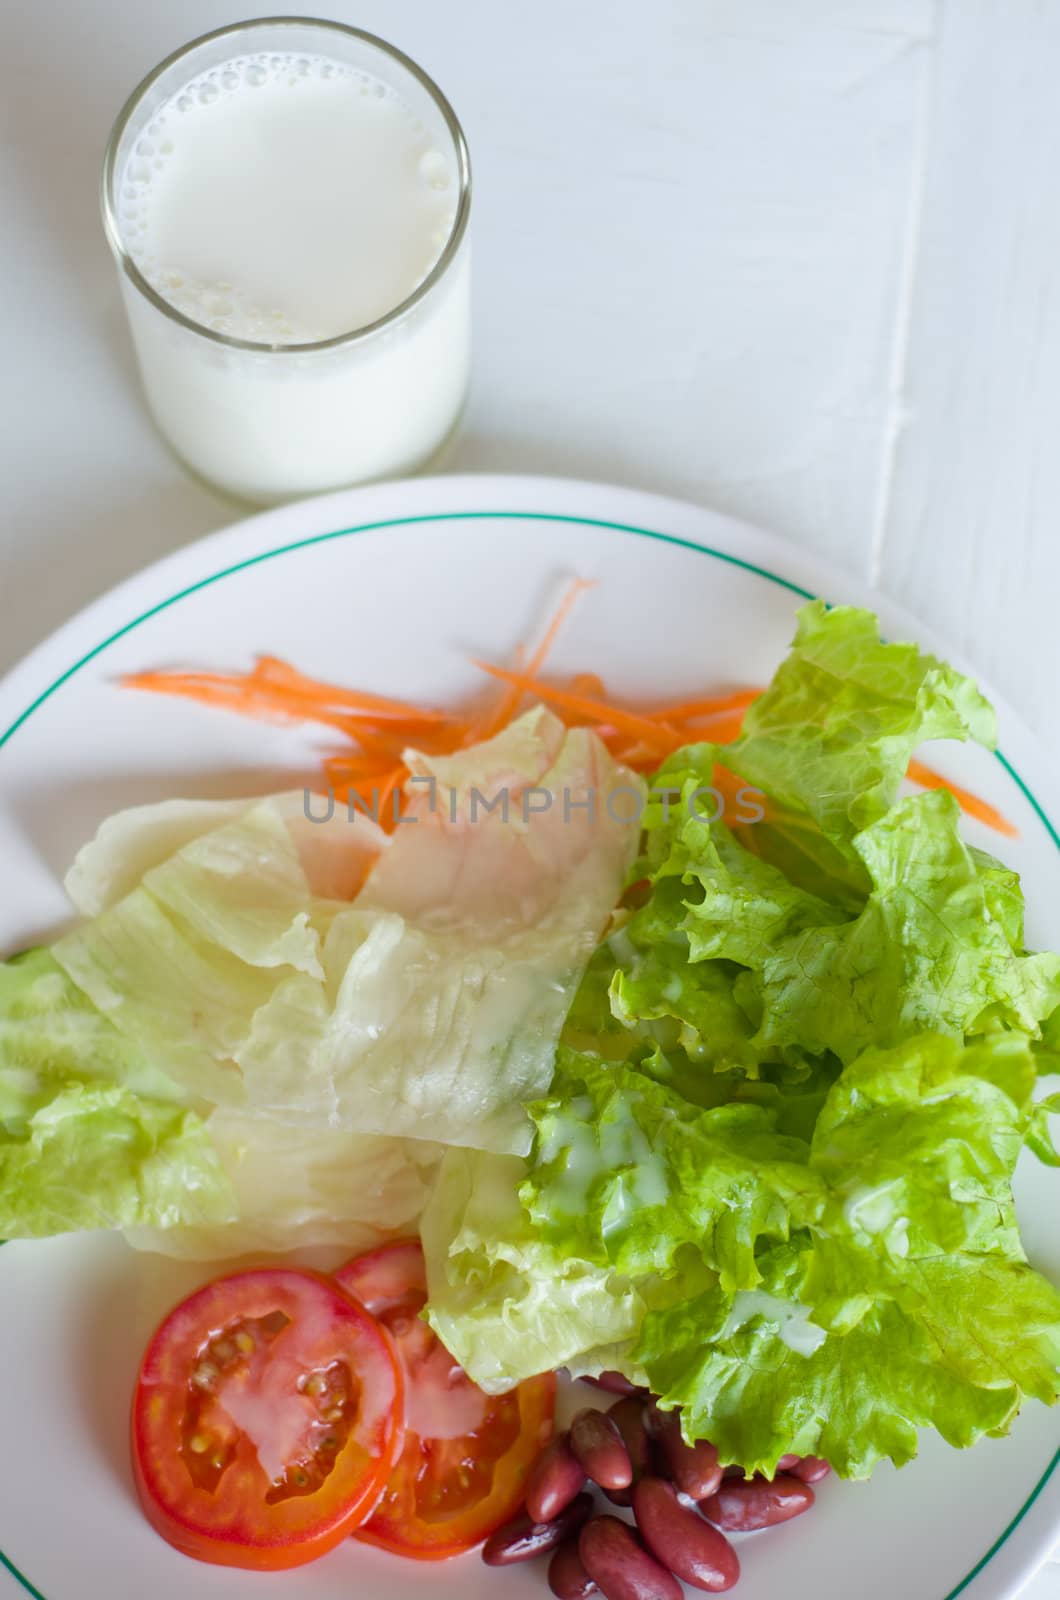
[105,30,470,502]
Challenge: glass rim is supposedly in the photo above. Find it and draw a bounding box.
[100,15,472,356]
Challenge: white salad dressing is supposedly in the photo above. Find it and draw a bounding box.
[214,1301,333,1483]
[599,1150,670,1237]
[721,1290,828,1358]
[842,1179,911,1254]
[403,1338,488,1440]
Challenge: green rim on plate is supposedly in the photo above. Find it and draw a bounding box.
[0,509,1056,1600]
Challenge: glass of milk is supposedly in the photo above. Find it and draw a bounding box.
[101,19,471,504]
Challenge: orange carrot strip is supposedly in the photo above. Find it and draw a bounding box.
[140,677,429,749]
[122,672,370,735]
[128,649,1017,841]
[671,709,748,747]
[249,656,448,721]
[569,671,608,699]
[906,758,1019,839]
[472,648,524,744]
[472,662,678,751]
[122,671,266,705]
[615,746,666,774]
[478,580,595,739]
[124,672,306,723]
[713,764,773,825]
[522,579,597,683]
[333,719,449,754]
[331,762,404,816]
[124,665,447,730]
[597,729,667,767]
[375,765,407,830]
[324,754,400,784]
[653,689,762,720]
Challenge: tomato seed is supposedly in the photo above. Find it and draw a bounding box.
[304,1373,327,1397]
[188,1433,211,1454]
[192,1362,218,1389]
[234,1331,256,1356]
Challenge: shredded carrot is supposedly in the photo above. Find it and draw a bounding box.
[906,758,1019,839]
[602,737,669,772]
[124,664,448,728]
[122,671,373,736]
[713,763,774,824]
[674,708,749,747]
[324,753,401,785]
[472,662,679,753]
[472,644,527,745]
[477,578,595,740]
[653,689,762,721]
[122,598,1018,841]
[376,765,407,824]
[330,764,406,823]
[245,656,448,722]
[331,722,416,761]
[523,579,597,682]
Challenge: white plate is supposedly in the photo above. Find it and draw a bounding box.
[0,475,1057,1600]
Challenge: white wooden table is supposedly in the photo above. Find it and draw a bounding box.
[1,1,1058,1591]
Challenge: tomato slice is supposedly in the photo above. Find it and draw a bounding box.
[131,1267,404,1570]
[335,1240,556,1561]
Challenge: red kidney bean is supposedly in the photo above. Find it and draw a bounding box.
[579,1516,684,1600]
[649,1410,723,1500]
[700,1474,815,1532]
[482,1492,594,1566]
[582,1370,646,1396]
[570,1408,633,1491]
[776,1454,802,1471]
[527,1432,587,1523]
[603,1396,653,1506]
[608,1397,653,1473]
[549,1539,600,1599]
[791,1456,831,1484]
[633,1477,740,1593]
